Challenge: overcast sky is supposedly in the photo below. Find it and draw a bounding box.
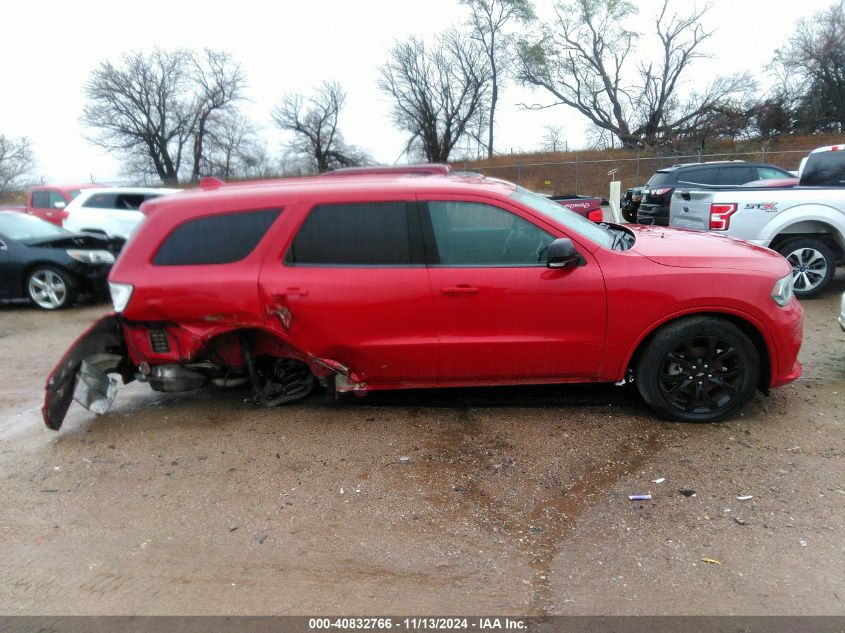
[0,0,835,183]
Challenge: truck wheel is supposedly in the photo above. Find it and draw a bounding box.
[777,238,835,298]
[636,317,760,423]
[26,266,77,310]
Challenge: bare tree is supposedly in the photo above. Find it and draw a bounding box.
[190,49,246,182]
[771,1,845,132]
[461,0,535,158]
[517,0,749,148]
[82,48,196,184]
[378,31,491,163]
[540,125,566,152]
[0,135,36,197]
[271,81,368,173]
[202,111,270,179]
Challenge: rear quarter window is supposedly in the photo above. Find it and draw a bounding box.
[677,167,720,185]
[152,209,280,266]
[646,171,673,187]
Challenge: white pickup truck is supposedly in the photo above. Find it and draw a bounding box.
[670,145,845,297]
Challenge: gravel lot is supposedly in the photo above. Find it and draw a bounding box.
[0,277,843,615]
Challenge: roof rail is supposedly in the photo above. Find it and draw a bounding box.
[320,164,451,177]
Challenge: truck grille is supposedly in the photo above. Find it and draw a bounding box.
[149,329,170,354]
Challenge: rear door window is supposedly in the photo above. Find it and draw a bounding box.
[114,194,146,210]
[717,166,754,185]
[286,202,419,266]
[757,166,789,180]
[153,209,280,266]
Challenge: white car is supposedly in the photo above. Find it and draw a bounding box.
[62,187,180,242]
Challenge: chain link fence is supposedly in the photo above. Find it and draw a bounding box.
[462,147,815,198]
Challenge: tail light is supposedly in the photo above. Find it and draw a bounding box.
[588,209,604,222]
[60,210,70,223]
[709,203,738,230]
[649,187,672,196]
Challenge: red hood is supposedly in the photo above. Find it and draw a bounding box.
[627,225,790,276]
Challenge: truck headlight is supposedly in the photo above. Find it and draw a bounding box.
[66,249,115,264]
[109,282,133,313]
[771,273,795,307]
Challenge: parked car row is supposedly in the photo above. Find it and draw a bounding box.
[636,161,793,226]
[44,164,804,430]
[669,145,845,297]
[0,186,180,309]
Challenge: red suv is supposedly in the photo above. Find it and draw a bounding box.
[44,166,804,429]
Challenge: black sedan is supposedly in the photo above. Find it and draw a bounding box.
[0,212,115,310]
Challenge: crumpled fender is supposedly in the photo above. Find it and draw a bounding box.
[42,315,133,430]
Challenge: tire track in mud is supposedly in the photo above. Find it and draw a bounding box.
[395,405,666,614]
[524,429,663,614]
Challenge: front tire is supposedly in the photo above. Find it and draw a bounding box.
[26,266,77,310]
[636,317,760,423]
[776,238,835,298]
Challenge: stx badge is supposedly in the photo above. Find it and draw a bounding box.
[745,202,778,212]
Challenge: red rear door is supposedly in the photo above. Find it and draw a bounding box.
[421,195,607,382]
[258,198,437,386]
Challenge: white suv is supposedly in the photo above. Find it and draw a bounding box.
[63,187,180,242]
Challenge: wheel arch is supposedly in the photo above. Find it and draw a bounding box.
[189,326,337,381]
[623,311,772,392]
[765,218,845,261]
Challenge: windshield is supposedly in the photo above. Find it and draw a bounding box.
[511,186,613,248]
[0,212,67,241]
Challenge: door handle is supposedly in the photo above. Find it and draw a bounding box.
[272,287,308,298]
[441,285,479,295]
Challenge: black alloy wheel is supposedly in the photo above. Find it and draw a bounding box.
[637,317,760,422]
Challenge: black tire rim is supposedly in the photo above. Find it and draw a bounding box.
[658,335,745,414]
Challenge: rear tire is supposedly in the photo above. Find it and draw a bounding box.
[776,238,835,298]
[636,317,760,423]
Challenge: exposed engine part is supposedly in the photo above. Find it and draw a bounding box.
[73,353,123,415]
[145,364,207,393]
[211,375,250,387]
[256,358,315,406]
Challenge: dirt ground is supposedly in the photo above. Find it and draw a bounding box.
[0,278,843,616]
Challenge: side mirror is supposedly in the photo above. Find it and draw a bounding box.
[547,238,585,269]
[53,201,66,209]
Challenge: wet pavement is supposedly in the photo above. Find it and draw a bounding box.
[0,279,843,615]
